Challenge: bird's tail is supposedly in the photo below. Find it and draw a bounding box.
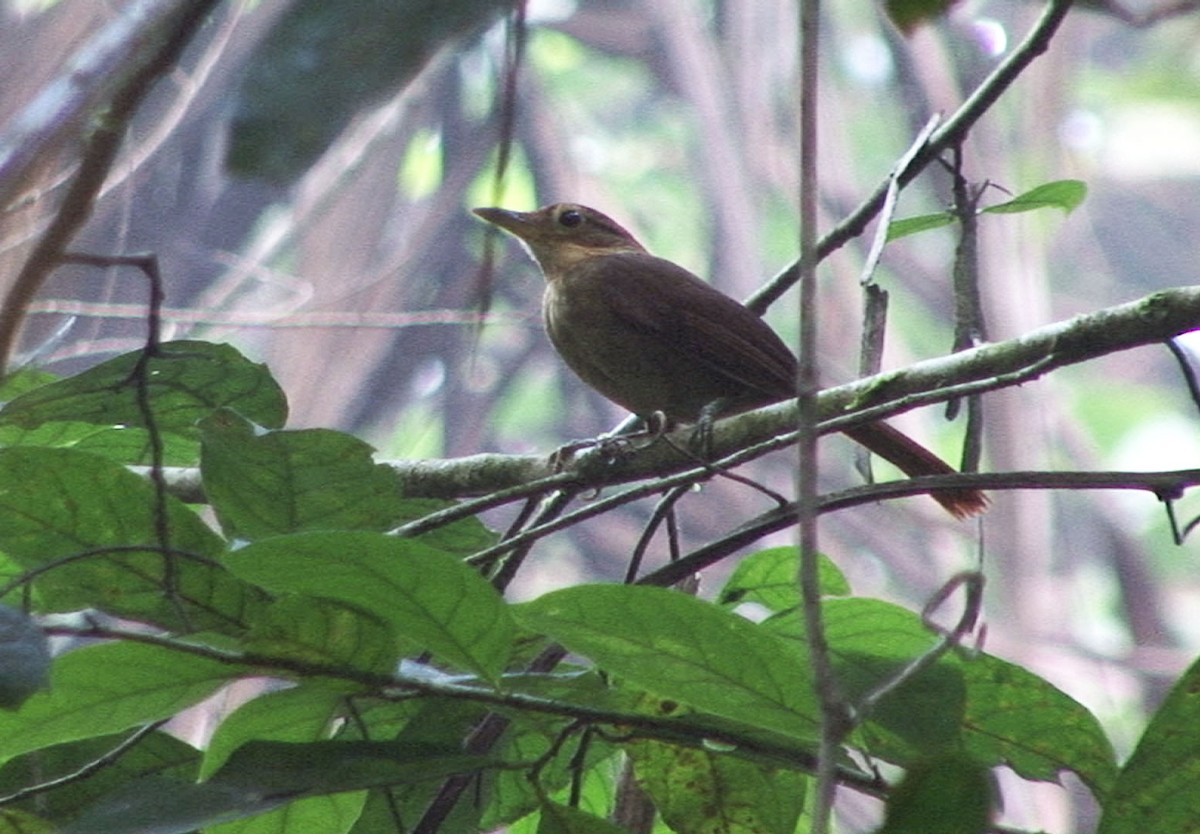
[842,421,988,519]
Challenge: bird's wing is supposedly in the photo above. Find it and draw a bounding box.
[590,253,797,402]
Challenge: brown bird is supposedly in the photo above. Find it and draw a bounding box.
[473,202,986,519]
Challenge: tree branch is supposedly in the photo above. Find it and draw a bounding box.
[140,285,1200,512]
[390,285,1200,501]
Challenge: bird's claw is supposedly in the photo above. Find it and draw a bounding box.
[549,432,640,471]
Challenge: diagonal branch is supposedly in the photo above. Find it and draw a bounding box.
[746,0,1077,313]
[384,285,1200,505]
[140,285,1200,513]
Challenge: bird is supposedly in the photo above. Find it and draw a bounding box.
[473,202,986,519]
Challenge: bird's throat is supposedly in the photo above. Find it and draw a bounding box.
[530,241,643,282]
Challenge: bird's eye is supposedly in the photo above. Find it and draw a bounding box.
[558,209,583,228]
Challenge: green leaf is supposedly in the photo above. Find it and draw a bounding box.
[0,641,233,767]
[878,752,994,834]
[0,340,286,434]
[1097,654,1200,832]
[515,585,819,741]
[199,411,405,540]
[0,368,58,399]
[537,801,629,834]
[245,595,399,675]
[626,738,806,834]
[982,179,1087,215]
[0,419,199,467]
[0,808,55,832]
[0,447,263,632]
[202,687,345,779]
[0,606,50,710]
[886,211,955,241]
[201,687,367,834]
[766,598,1117,794]
[883,0,960,34]
[766,599,966,759]
[210,739,482,804]
[227,0,509,183]
[959,653,1116,797]
[225,531,514,682]
[718,548,850,611]
[62,774,281,834]
[0,731,199,823]
[65,740,486,834]
[209,793,367,834]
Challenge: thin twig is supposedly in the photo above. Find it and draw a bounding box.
[59,252,186,627]
[0,720,169,806]
[625,485,691,584]
[638,467,1200,591]
[858,113,941,288]
[797,1,848,832]
[487,489,577,591]
[943,148,990,476]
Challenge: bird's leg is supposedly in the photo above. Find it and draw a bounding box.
[667,399,788,506]
[689,397,732,459]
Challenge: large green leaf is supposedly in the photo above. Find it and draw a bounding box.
[768,599,968,759]
[0,340,286,433]
[959,653,1116,797]
[202,686,367,834]
[625,737,806,834]
[0,730,199,824]
[64,741,487,834]
[0,420,198,467]
[0,641,233,767]
[201,686,346,779]
[717,547,850,611]
[199,411,405,540]
[515,585,819,742]
[225,531,514,682]
[227,0,510,183]
[208,793,367,834]
[0,447,263,632]
[878,752,993,834]
[768,598,1117,795]
[244,595,399,675]
[1097,654,1200,832]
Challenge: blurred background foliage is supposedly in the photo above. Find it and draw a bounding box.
[4,0,1200,827]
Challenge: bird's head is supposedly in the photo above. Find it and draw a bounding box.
[473,203,646,279]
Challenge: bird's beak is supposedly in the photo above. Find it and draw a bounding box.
[472,207,537,240]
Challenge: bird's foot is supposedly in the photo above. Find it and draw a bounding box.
[549,430,644,471]
[686,399,729,459]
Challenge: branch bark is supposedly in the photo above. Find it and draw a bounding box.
[141,285,1200,509]
[391,285,1200,499]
